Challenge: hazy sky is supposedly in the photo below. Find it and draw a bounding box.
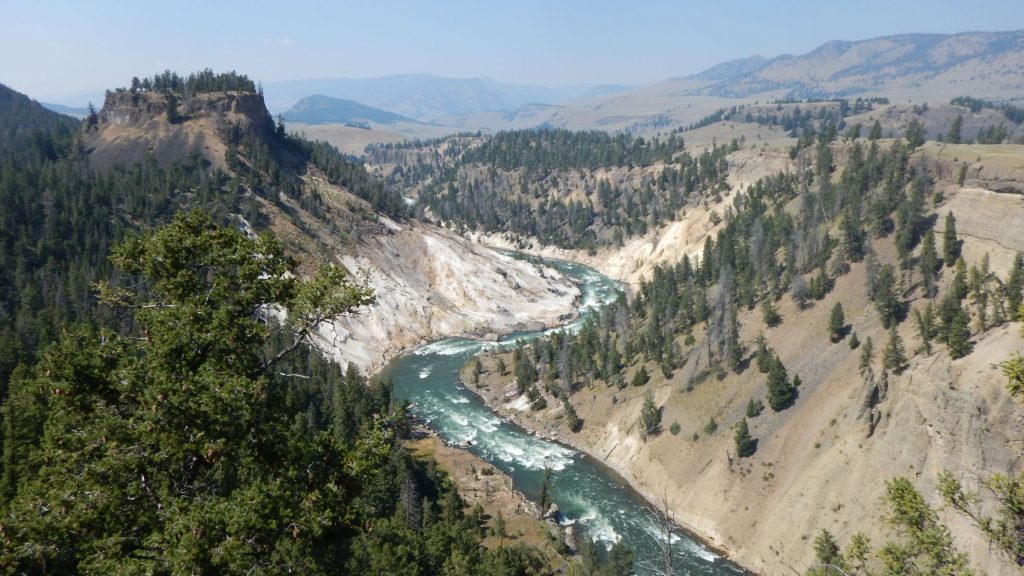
[3,0,1023,104]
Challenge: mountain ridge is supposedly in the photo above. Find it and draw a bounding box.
[0,82,80,150]
[282,94,421,125]
[262,73,616,122]
[678,29,1024,99]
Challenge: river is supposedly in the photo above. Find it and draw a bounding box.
[384,258,747,575]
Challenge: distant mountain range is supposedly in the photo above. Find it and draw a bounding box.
[262,74,631,122]
[41,102,90,118]
[675,30,1024,100]
[17,30,1023,137]
[282,95,420,125]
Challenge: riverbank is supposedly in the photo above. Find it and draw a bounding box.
[407,429,579,570]
[409,432,538,517]
[457,363,756,575]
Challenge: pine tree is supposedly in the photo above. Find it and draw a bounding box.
[840,211,866,262]
[846,532,872,575]
[165,93,180,123]
[946,115,963,144]
[514,351,538,393]
[745,398,764,418]
[904,118,926,148]
[539,467,553,515]
[874,264,902,328]
[946,306,973,359]
[86,102,98,130]
[727,312,744,372]
[734,418,757,458]
[755,334,773,373]
[812,529,847,572]
[563,399,583,432]
[0,212,386,573]
[860,336,875,375]
[879,477,973,573]
[703,417,718,436]
[1006,253,1024,320]
[914,304,936,355]
[952,257,969,300]
[810,266,831,300]
[631,365,650,387]
[766,356,796,411]
[639,390,661,440]
[828,301,846,342]
[606,541,635,576]
[943,212,960,267]
[882,327,908,374]
[761,300,782,328]
[919,229,940,298]
[1001,354,1024,401]
[869,120,883,141]
[471,357,483,385]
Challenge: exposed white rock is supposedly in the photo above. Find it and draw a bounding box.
[313,220,579,374]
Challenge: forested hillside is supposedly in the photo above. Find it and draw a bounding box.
[0,75,592,574]
[0,83,79,152]
[0,210,559,574]
[0,77,403,392]
[372,129,731,249]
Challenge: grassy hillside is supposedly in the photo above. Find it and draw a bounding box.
[670,30,1024,101]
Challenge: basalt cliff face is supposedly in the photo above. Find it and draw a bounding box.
[86,89,272,171]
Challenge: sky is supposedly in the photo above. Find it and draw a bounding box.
[3,0,1023,104]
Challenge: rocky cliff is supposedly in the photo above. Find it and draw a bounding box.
[86,89,272,171]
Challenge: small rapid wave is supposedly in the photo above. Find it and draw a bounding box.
[413,338,495,357]
[480,432,575,471]
[584,512,622,547]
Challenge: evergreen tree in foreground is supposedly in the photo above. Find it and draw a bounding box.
[0,211,380,573]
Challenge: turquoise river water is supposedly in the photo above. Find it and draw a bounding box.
[384,258,747,575]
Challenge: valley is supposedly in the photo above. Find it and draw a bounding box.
[2,20,1024,576]
[361,95,1024,575]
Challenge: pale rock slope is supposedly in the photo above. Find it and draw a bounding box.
[316,218,579,374]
